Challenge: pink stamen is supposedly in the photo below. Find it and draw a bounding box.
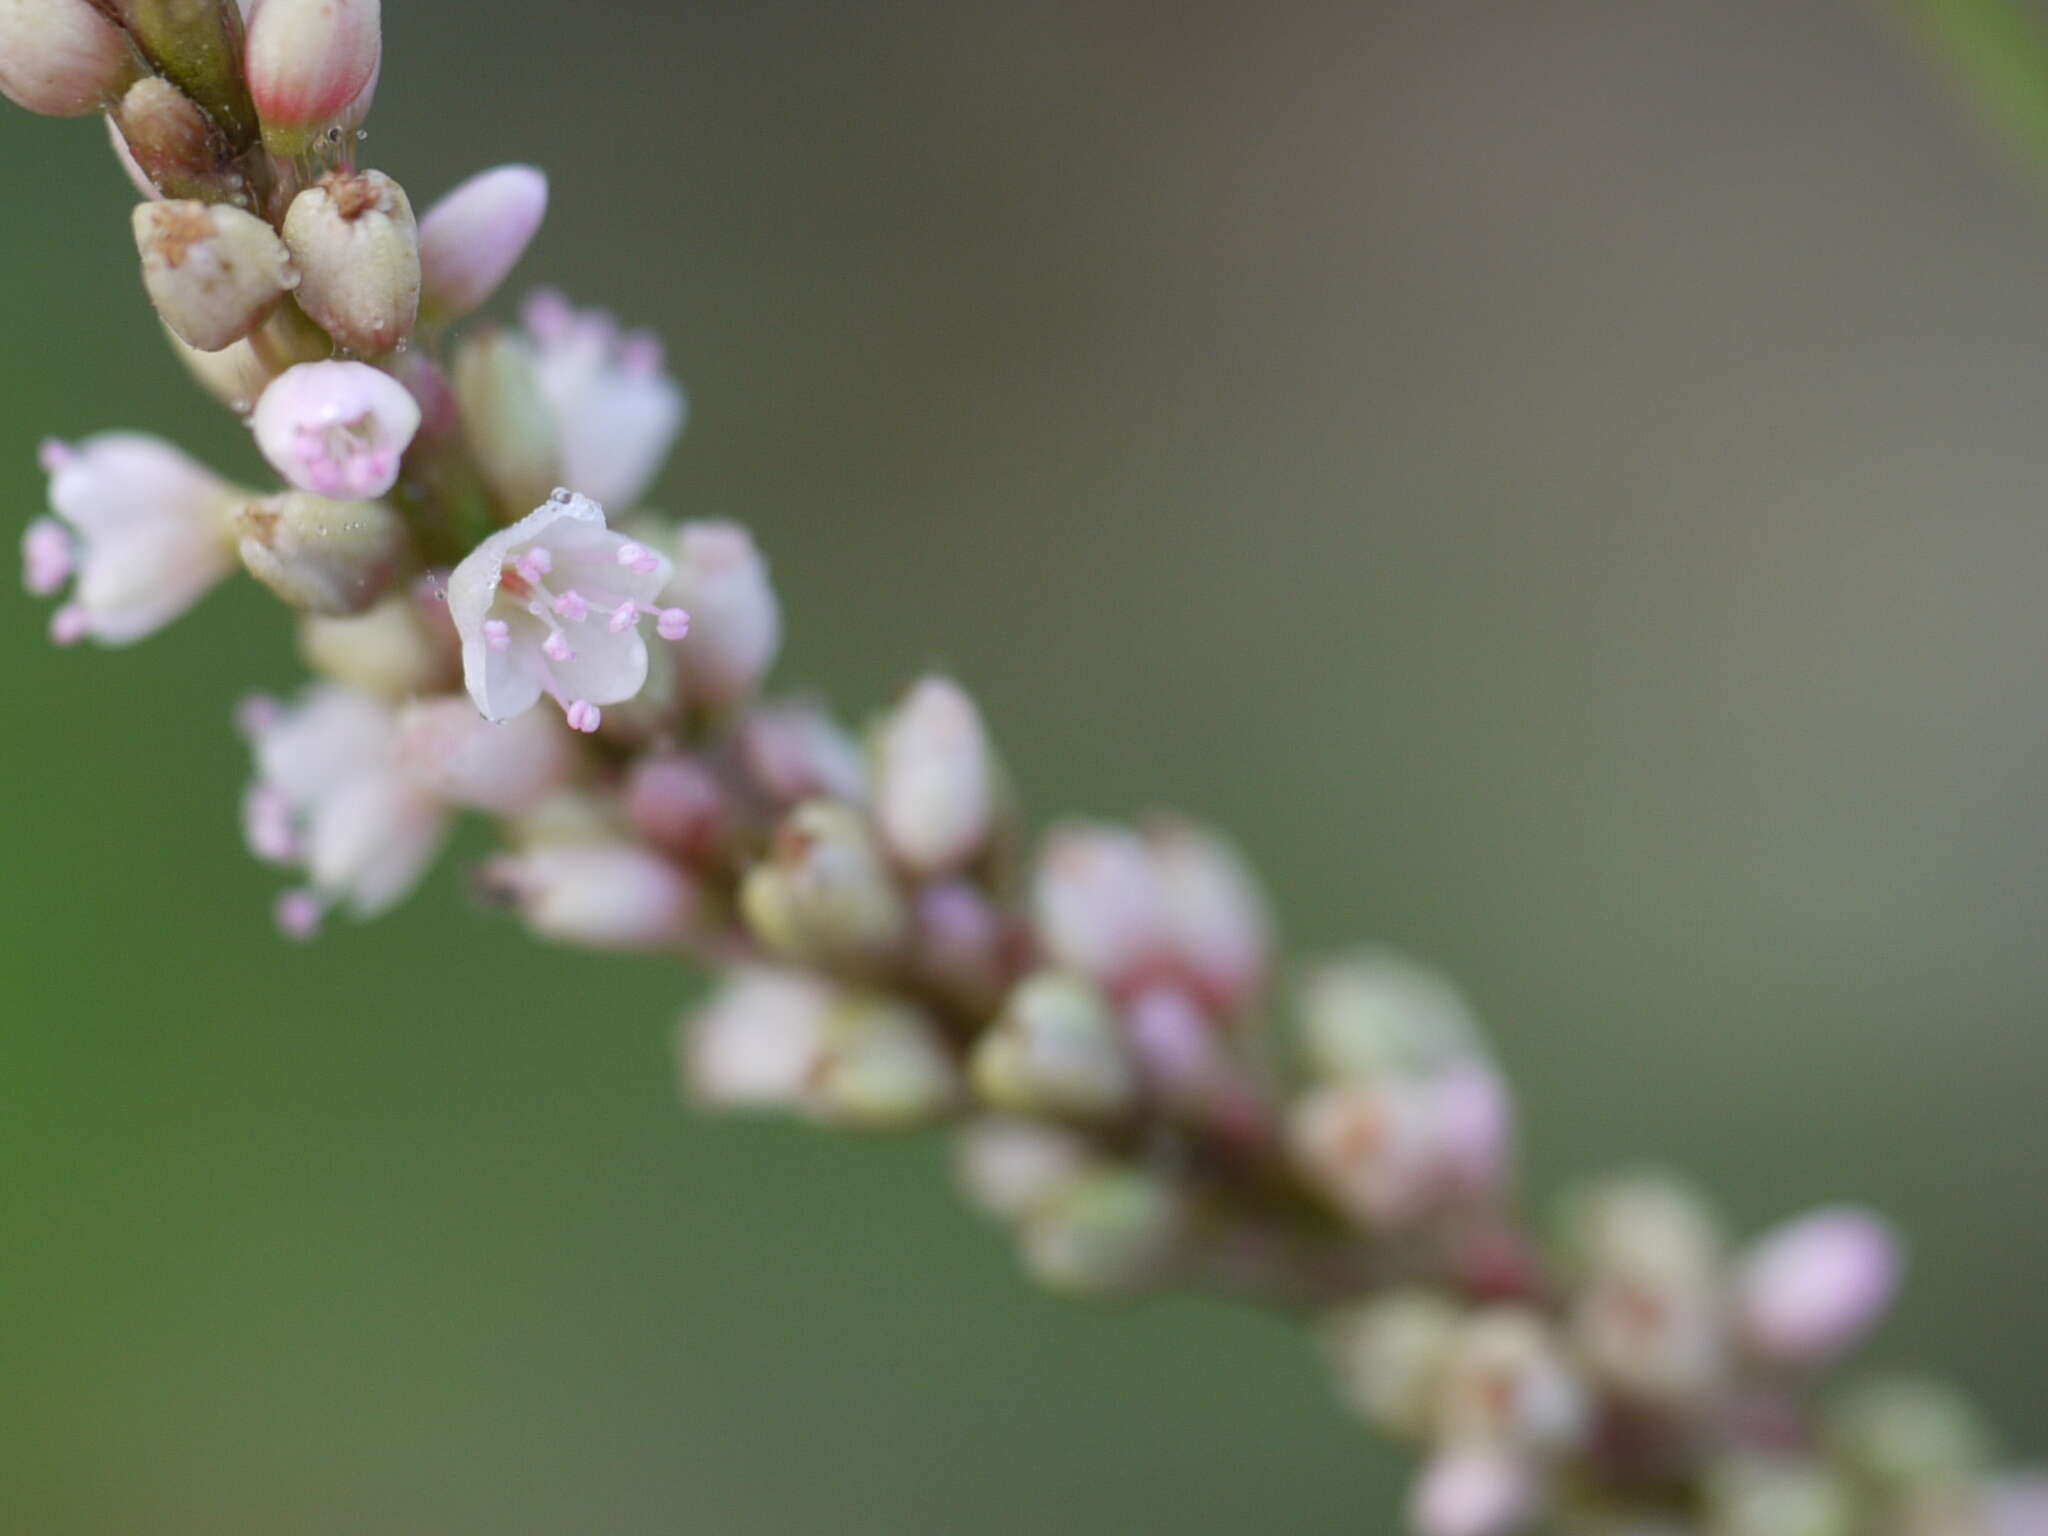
[37,438,76,475]
[656,606,691,641]
[565,699,602,733]
[483,619,512,652]
[274,888,325,941]
[515,547,553,583]
[21,518,74,596]
[49,604,90,646]
[542,629,576,662]
[552,589,589,622]
[619,332,664,378]
[235,692,283,739]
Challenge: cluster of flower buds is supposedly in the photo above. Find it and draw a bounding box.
[7,8,2042,1533]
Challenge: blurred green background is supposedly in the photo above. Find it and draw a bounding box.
[5,1,2048,1530]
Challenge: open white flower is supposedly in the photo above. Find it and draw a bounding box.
[446,490,689,731]
[28,433,242,645]
[521,290,685,509]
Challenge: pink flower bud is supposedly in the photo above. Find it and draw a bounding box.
[133,200,296,352]
[483,841,695,951]
[0,0,140,117]
[418,164,549,320]
[1146,818,1271,1013]
[738,700,869,808]
[623,752,732,864]
[874,675,995,878]
[252,360,420,500]
[1031,823,1165,991]
[244,0,380,148]
[1409,1446,1541,1536]
[1734,1206,1902,1369]
[682,967,832,1110]
[660,521,782,709]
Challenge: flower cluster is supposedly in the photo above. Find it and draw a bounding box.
[5,5,2042,1532]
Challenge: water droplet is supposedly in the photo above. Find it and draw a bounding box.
[550,487,574,504]
[229,397,251,414]
[356,130,369,142]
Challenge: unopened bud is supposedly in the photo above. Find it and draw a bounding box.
[1319,1291,1464,1443]
[1705,1459,1855,1536]
[953,1116,1092,1222]
[235,490,403,615]
[395,698,577,815]
[164,303,328,413]
[298,587,457,698]
[133,199,295,352]
[482,840,695,951]
[1826,1378,1994,1505]
[1019,1164,1185,1300]
[1297,951,1488,1083]
[1435,1308,1588,1453]
[738,700,869,808]
[912,880,1012,1019]
[661,521,783,710]
[1032,822,1165,990]
[972,971,1137,1121]
[1148,818,1271,1012]
[623,752,733,866]
[1564,1174,1729,1411]
[1289,1068,1512,1230]
[245,0,380,153]
[682,967,832,1111]
[1735,1207,1903,1371]
[102,0,259,148]
[810,993,958,1130]
[0,0,141,117]
[739,801,909,971]
[1409,1446,1541,1536]
[451,328,561,512]
[418,163,549,320]
[873,675,995,878]
[111,76,224,200]
[282,169,420,355]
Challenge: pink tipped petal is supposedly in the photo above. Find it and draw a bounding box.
[245,0,382,132]
[417,165,549,318]
[274,888,326,940]
[21,518,74,595]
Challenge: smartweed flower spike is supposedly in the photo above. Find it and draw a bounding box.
[6,8,2043,1530]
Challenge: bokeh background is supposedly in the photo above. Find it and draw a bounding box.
[5,1,2048,1530]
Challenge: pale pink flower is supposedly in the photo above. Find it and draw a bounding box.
[659,520,782,708]
[418,165,549,319]
[1734,1206,1903,1369]
[238,684,451,930]
[682,967,834,1109]
[521,290,684,509]
[30,433,240,645]
[1031,823,1165,990]
[874,676,995,878]
[445,490,689,731]
[482,841,695,951]
[1147,818,1272,1012]
[1409,1446,1541,1536]
[252,361,421,500]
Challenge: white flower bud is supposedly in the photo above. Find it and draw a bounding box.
[1704,1458,1856,1536]
[659,520,782,710]
[681,967,833,1111]
[623,752,733,865]
[1826,1378,1994,1506]
[1319,1291,1464,1443]
[297,587,458,699]
[133,200,296,352]
[1019,1165,1185,1300]
[1031,822,1165,990]
[738,801,909,971]
[1435,1308,1589,1454]
[245,0,381,152]
[873,675,995,878]
[418,164,549,320]
[394,697,577,816]
[451,328,562,514]
[482,840,695,952]
[110,77,222,199]
[235,490,404,615]
[1288,1068,1512,1230]
[808,993,959,1131]
[282,169,420,355]
[971,971,1137,1121]
[1297,951,1488,1083]
[953,1116,1092,1222]
[737,699,869,808]
[1147,819,1271,1012]
[0,0,141,117]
